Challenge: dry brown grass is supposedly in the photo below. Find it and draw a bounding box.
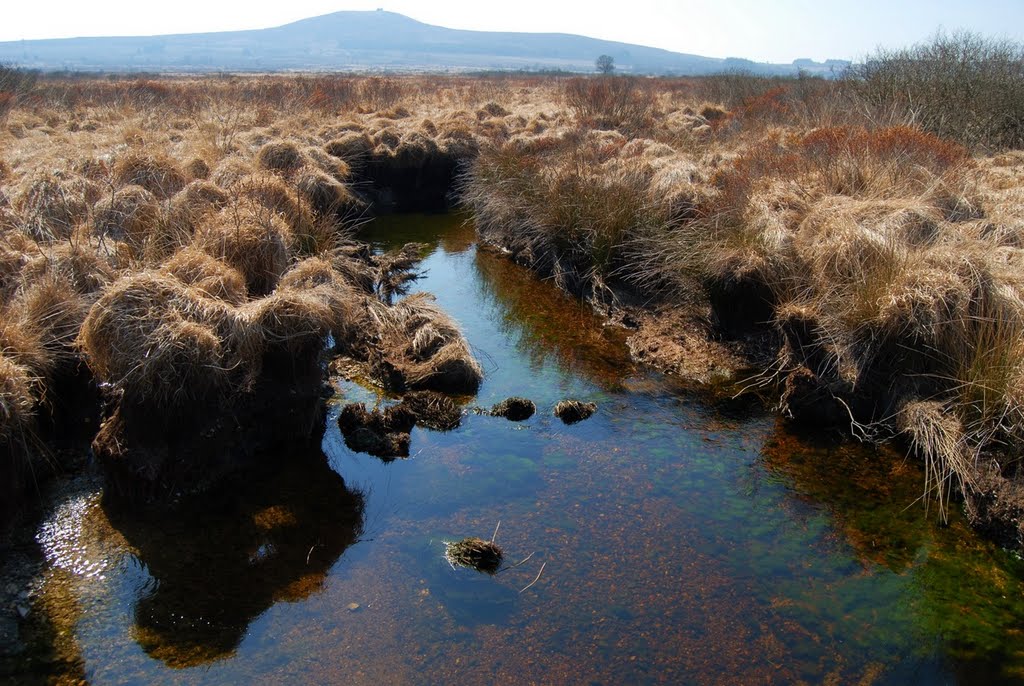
[161,247,247,305]
[295,167,363,219]
[77,271,253,410]
[457,80,1024,523]
[325,133,373,160]
[13,171,97,241]
[5,71,1022,534]
[444,537,503,574]
[368,292,482,394]
[255,140,309,177]
[233,173,316,236]
[195,202,292,297]
[0,352,36,443]
[0,74,505,507]
[21,241,115,295]
[16,274,93,366]
[112,153,188,199]
[92,184,160,248]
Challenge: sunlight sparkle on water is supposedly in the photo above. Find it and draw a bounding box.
[35,493,110,580]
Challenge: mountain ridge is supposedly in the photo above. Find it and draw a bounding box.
[0,10,848,76]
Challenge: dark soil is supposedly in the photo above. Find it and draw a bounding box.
[353,149,462,213]
[94,352,329,508]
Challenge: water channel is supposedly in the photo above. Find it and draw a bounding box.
[13,213,1024,685]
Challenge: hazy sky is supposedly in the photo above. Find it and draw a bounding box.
[3,1,1023,63]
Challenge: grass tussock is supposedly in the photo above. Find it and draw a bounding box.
[92,184,160,248]
[401,390,462,431]
[77,271,252,410]
[490,396,536,422]
[0,352,36,443]
[13,171,97,241]
[295,167,364,219]
[195,202,291,297]
[464,130,672,301]
[554,400,597,424]
[234,173,316,237]
[337,401,415,458]
[161,247,248,305]
[112,153,188,199]
[368,292,483,395]
[255,140,309,177]
[0,75,503,510]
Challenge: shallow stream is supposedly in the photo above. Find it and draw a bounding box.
[11,214,1024,684]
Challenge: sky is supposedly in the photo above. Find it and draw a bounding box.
[2,1,1023,64]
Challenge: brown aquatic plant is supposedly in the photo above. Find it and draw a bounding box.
[401,390,462,431]
[444,536,504,574]
[367,292,483,395]
[336,402,416,458]
[490,396,536,421]
[554,400,597,424]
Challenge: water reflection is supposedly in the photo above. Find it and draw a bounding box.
[105,450,365,668]
[364,212,475,255]
[472,248,635,391]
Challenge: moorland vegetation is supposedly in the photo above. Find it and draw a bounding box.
[2,31,1024,547]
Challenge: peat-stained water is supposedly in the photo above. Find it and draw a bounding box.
[14,213,1024,685]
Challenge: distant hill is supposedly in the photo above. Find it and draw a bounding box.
[0,10,849,76]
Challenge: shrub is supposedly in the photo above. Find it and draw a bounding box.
[851,31,1024,150]
[563,76,655,133]
[0,63,38,96]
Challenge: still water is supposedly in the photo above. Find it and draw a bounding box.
[16,214,1024,685]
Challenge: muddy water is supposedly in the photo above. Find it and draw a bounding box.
[11,214,1024,685]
